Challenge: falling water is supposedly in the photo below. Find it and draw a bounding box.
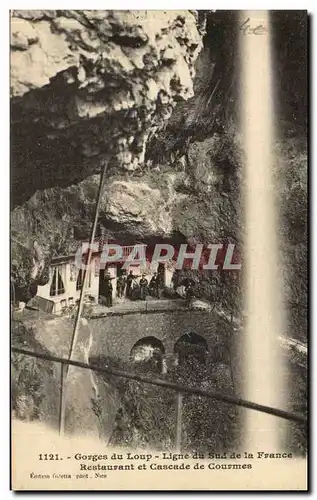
[239,11,286,451]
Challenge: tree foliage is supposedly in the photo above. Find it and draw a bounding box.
[93,346,237,453]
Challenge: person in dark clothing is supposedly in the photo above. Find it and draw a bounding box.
[139,274,148,300]
[126,271,134,298]
[157,270,165,299]
[117,274,126,298]
[157,263,165,286]
[185,281,195,309]
[171,270,181,292]
[182,276,191,289]
[149,272,158,297]
[104,274,113,307]
[131,278,139,300]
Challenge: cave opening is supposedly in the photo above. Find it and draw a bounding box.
[174,332,208,366]
[130,336,165,373]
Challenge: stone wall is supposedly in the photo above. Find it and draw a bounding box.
[89,309,232,366]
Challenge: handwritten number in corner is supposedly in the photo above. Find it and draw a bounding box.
[240,17,268,36]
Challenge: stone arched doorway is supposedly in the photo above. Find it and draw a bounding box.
[130,336,165,374]
[174,332,208,366]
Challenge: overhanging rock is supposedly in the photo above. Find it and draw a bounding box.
[11,10,203,206]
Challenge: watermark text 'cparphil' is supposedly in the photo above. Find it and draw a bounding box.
[74,243,241,271]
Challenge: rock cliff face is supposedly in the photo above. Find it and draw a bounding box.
[10,12,307,455]
[11,11,307,341]
[11,10,203,206]
[12,310,112,437]
[11,9,241,307]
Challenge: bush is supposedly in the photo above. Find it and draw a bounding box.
[93,347,236,453]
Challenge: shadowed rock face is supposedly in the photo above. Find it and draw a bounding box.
[11,10,203,207]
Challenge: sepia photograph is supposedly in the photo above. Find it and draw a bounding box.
[10,9,308,491]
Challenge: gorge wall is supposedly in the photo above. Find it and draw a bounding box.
[11,11,307,453]
[11,10,204,206]
[11,11,307,341]
[11,10,243,315]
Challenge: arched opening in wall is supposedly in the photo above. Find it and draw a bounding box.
[174,332,208,366]
[130,337,165,374]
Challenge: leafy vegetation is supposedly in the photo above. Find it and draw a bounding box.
[90,345,237,453]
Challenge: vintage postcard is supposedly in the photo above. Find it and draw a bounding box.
[10,10,308,491]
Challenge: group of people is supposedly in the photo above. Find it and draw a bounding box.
[100,269,164,307]
[119,270,163,300]
[100,267,197,309]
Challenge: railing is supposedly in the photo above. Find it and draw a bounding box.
[121,244,146,261]
[11,346,307,451]
[97,243,147,261]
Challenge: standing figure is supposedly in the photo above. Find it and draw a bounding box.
[126,270,134,298]
[117,274,126,298]
[139,274,148,301]
[131,278,139,300]
[157,263,165,299]
[149,272,158,297]
[104,273,113,307]
[185,280,195,309]
[171,270,180,292]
